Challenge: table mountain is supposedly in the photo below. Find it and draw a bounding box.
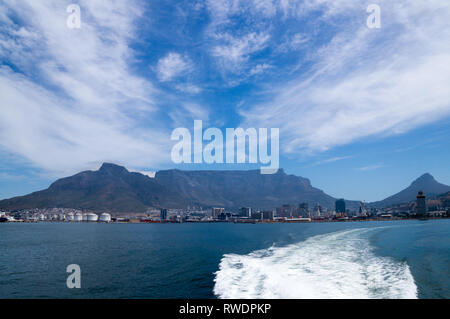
[0,163,342,212]
[155,168,338,210]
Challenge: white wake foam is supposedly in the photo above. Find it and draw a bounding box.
[214,228,417,299]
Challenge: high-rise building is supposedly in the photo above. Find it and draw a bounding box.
[416,191,427,217]
[251,211,263,220]
[298,203,309,217]
[335,199,346,213]
[218,212,228,221]
[276,204,293,218]
[212,207,225,218]
[313,204,322,218]
[240,207,252,217]
[160,208,168,221]
[262,211,274,221]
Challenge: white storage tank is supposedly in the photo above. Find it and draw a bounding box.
[86,213,98,222]
[67,213,74,221]
[74,212,83,222]
[39,214,45,221]
[99,213,112,223]
[82,214,88,222]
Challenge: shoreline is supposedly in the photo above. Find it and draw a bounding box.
[3,216,449,225]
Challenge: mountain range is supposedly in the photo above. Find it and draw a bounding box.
[0,163,449,213]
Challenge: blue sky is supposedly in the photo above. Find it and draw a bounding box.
[0,0,449,202]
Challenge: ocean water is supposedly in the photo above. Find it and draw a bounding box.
[0,219,448,299]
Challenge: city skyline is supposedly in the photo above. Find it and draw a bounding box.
[1,1,450,202]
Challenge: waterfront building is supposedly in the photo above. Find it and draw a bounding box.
[358,202,368,216]
[416,191,427,217]
[335,199,346,213]
[299,203,308,211]
[276,204,294,218]
[251,211,263,220]
[240,207,252,217]
[160,208,168,221]
[74,212,83,222]
[170,215,182,223]
[218,212,228,221]
[298,203,309,217]
[313,204,323,218]
[262,211,274,221]
[99,213,112,222]
[86,213,98,222]
[212,207,225,218]
[427,200,441,212]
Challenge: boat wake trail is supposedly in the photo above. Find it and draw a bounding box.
[213,228,417,299]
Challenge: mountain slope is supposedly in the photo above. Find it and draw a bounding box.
[0,163,343,212]
[371,173,450,208]
[0,163,184,212]
[155,168,338,209]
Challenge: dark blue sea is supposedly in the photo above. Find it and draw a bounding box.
[1,219,449,299]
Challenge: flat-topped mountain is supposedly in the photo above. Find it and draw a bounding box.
[155,168,338,209]
[0,163,341,212]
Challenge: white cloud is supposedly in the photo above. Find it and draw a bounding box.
[249,63,272,76]
[240,0,450,155]
[1,0,449,178]
[276,33,310,54]
[314,156,353,166]
[0,0,170,176]
[291,33,307,46]
[206,0,278,26]
[175,83,202,94]
[213,32,270,67]
[168,103,209,128]
[0,66,169,176]
[357,164,385,172]
[157,52,192,82]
